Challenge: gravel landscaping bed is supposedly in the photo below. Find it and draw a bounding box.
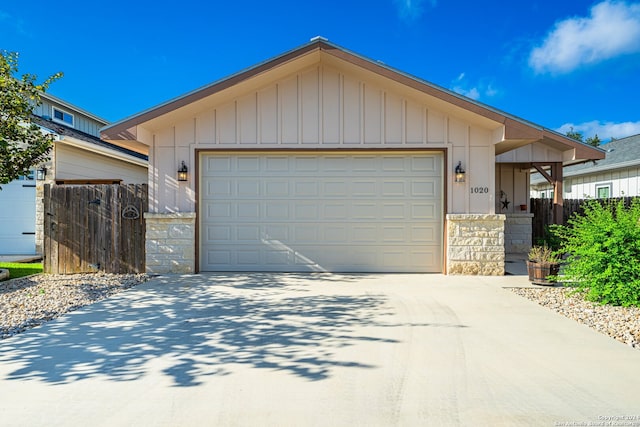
[1,273,149,339]
[511,286,640,350]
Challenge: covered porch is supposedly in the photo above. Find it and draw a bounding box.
[494,128,605,267]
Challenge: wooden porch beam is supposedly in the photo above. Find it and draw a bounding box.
[532,162,563,224]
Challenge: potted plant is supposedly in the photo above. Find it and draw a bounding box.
[526,245,561,285]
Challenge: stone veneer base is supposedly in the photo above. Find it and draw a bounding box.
[504,213,533,254]
[145,212,196,274]
[446,214,506,275]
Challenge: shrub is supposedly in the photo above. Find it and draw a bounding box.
[553,199,640,307]
[528,245,560,265]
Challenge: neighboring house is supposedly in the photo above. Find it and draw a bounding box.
[531,133,640,199]
[102,37,603,275]
[0,93,148,256]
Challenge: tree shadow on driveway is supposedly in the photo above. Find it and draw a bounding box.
[0,273,401,386]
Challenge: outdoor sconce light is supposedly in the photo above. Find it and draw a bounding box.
[36,166,47,181]
[454,161,466,183]
[177,161,188,182]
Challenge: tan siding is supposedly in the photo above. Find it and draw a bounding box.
[342,75,361,144]
[259,87,278,143]
[427,109,446,143]
[151,61,511,215]
[279,76,299,144]
[363,84,382,144]
[238,93,257,144]
[322,67,341,144]
[55,144,147,184]
[406,101,423,143]
[301,68,319,144]
[384,92,403,144]
[196,108,216,144]
[217,102,236,144]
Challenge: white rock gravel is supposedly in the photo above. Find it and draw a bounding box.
[1,273,149,339]
[511,286,640,350]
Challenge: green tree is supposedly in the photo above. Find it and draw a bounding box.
[565,127,601,147]
[585,134,601,147]
[565,127,584,142]
[0,51,62,187]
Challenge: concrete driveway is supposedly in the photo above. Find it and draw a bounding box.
[1,273,639,426]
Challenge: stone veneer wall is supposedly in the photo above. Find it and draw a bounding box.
[446,214,505,275]
[35,182,45,255]
[504,213,533,254]
[145,212,196,274]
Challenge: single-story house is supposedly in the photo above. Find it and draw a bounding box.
[101,37,604,275]
[0,93,148,255]
[531,133,640,199]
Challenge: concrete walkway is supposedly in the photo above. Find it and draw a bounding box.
[1,273,639,426]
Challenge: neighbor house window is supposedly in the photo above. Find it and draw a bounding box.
[595,183,611,199]
[52,107,74,127]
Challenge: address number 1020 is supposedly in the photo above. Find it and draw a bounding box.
[470,187,489,194]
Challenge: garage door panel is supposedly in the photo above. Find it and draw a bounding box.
[208,225,231,241]
[294,181,319,196]
[237,180,260,197]
[294,203,319,220]
[266,156,289,172]
[237,202,260,218]
[323,204,349,219]
[265,203,289,219]
[208,202,232,219]
[200,152,442,272]
[411,203,437,220]
[323,181,348,197]
[237,156,260,171]
[410,225,436,242]
[411,181,437,197]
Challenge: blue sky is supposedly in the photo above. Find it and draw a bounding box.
[2,0,640,141]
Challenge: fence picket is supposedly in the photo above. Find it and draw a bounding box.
[531,197,638,245]
[43,184,148,274]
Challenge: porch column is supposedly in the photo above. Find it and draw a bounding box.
[551,162,563,225]
[532,162,564,224]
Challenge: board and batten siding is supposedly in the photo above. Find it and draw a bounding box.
[531,167,640,198]
[55,144,148,184]
[33,99,105,137]
[148,64,495,214]
[566,167,640,198]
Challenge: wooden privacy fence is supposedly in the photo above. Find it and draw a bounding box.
[44,184,148,274]
[531,196,639,244]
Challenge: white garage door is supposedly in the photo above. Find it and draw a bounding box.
[199,152,442,272]
[0,178,36,254]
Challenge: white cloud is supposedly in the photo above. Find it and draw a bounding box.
[529,1,640,74]
[556,120,640,140]
[450,73,498,101]
[452,86,481,100]
[394,0,436,22]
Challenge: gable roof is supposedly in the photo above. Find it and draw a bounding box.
[532,134,640,184]
[41,92,109,126]
[101,38,604,163]
[32,115,148,163]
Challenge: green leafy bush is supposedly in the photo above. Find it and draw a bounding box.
[552,199,640,307]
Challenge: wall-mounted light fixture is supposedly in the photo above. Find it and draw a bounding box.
[454,161,466,183]
[177,161,188,182]
[36,166,47,181]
